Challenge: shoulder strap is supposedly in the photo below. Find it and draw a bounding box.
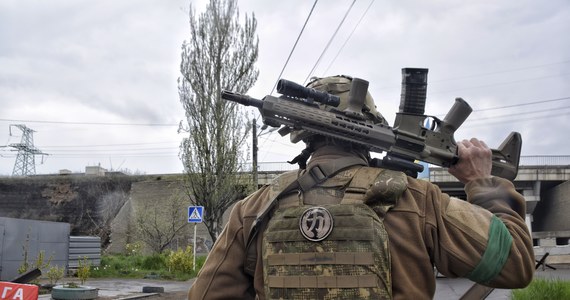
[340,167,384,204]
[243,156,366,276]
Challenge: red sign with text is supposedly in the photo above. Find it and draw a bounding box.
[0,282,38,300]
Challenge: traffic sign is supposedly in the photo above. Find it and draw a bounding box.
[188,206,204,223]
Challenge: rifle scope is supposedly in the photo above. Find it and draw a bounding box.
[277,79,340,107]
[399,68,428,115]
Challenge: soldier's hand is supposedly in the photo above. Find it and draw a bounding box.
[448,138,492,184]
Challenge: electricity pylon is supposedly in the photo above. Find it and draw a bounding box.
[7,124,48,176]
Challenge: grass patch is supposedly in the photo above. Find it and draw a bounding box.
[512,278,570,300]
[90,253,207,281]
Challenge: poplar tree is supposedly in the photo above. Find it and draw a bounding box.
[178,0,258,243]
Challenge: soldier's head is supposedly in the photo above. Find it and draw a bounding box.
[289,75,388,145]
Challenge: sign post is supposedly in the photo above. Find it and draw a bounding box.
[188,206,204,271]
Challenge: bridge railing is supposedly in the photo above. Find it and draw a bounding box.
[248,156,570,173]
[519,155,570,166]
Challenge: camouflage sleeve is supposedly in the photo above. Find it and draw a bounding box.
[426,176,534,288]
[187,189,265,300]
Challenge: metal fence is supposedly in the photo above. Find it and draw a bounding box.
[519,155,570,166]
[0,217,70,281]
[68,236,101,270]
[257,162,298,172]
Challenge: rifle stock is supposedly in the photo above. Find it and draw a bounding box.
[221,71,522,180]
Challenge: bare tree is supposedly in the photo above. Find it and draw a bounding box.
[134,191,189,253]
[178,0,258,243]
[87,190,129,248]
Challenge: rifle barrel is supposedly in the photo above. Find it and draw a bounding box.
[221,91,263,108]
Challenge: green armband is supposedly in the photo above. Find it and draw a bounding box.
[467,216,513,284]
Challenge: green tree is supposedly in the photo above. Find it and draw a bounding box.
[178,0,258,243]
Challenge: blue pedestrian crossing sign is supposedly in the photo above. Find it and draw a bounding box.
[188,206,204,223]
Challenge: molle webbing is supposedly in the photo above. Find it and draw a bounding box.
[264,204,377,242]
[267,275,379,288]
[263,201,392,299]
[267,252,375,266]
[266,252,377,289]
[243,157,367,276]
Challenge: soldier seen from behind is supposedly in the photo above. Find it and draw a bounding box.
[188,75,534,299]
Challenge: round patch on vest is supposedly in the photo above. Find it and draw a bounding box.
[299,207,334,242]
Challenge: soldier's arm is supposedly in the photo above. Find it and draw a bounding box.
[427,138,534,287]
[187,198,255,299]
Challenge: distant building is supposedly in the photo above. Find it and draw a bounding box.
[85,165,107,176]
[59,169,72,175]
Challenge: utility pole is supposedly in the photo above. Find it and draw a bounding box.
[251,118,278,187]
[252,118,258,188]
[8,124,48,176]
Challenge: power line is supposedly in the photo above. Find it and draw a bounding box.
[468,105,570,122]
[303,0,356,84]
[0,118,178,127]
[322,0,375,75]
[473,96,570,112]
[258,0,358,157]
[49,153,179,158]
[41,141,179,148]
[432,60,570,83]
[257,0,319,146]
[44,147,177,153]
[429,73,570,95]
[463,111,569,128]
[434,96,570,117]
[270,0,319,96]
[376,60,570,91]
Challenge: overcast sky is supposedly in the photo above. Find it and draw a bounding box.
[0,0,569,176]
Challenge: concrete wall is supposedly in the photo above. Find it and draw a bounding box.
[2,168,568,262]
[0,174,138,240]
[533,181,570,232]
[107,175,211,254]
[532,231,570,266]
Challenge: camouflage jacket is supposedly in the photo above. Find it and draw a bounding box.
[188,146,534,300]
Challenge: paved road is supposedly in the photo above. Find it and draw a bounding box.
[436,276,510,299]
[39,268,570,299]
[39,278,191,299]
[436,268,570,299]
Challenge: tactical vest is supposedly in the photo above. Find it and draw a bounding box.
[260,166,407,300]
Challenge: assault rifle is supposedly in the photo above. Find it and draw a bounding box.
[221,68,522,180]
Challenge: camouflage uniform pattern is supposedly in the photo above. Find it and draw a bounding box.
[261,167,408,300]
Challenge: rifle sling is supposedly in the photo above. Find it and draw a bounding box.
[243,156,366,276]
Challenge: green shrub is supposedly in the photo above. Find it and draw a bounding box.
[125,242,143,256]
[512,278,570,300]
[111,258,127,271]
[166,246,194,274]
[141,254,167,270]
[90,251,205,280]
[46,265,65,285]
[77,257,91,285]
